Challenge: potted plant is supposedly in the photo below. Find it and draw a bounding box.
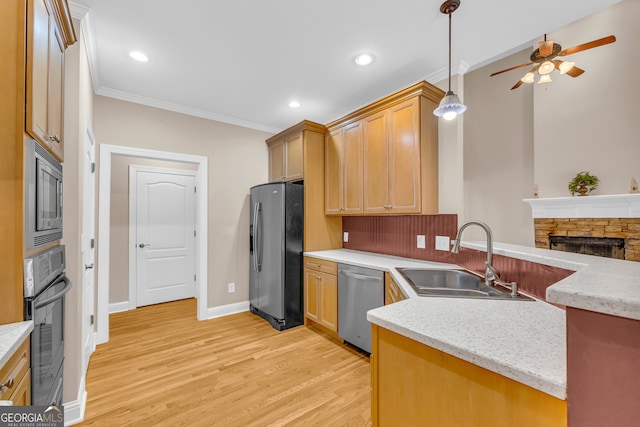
[568,171,599,196]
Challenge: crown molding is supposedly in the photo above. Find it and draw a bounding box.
[425,60,470,85]
[69,2,101,95]
[96,87,282,134]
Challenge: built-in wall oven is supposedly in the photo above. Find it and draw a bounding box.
[23,245,71,406]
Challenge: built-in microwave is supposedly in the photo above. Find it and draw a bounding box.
[25,138,63,249]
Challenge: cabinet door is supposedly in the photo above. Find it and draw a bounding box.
[304,268,320,323]
[385,272,407,305]
[363,111,389,214]
[319,272,338,332]
[325,128,343,215]
[269,139,285,182]
[387,98,421,213]
[48,21,64,160]
[26,0,52,147]
[343,121,363,214]
[8,371,31,406]
[285,132,303,181]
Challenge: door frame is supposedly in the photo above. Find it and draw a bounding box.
[81,125,96,374]
[128,165,198,308]
[97,144,208,344]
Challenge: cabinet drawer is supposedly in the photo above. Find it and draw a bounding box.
[304,256,337,275]
[1,338,30,400]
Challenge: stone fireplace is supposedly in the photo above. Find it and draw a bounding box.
[524,194,640,262]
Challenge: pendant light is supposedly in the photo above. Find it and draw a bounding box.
[433,0,467,120]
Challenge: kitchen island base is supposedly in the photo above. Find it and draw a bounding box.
[371,325,567,427]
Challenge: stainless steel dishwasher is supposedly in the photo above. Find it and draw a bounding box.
[338,263,384,353]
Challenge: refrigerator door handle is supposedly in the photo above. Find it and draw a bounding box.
[252,202,259,272]
[256,202,263,271]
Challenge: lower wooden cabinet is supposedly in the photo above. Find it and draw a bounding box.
[371,326,567,427]
[303,257,338,333]
[384,272,407,305]
[0,337,31,405]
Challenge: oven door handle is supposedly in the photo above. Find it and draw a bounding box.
[34,276,72,309]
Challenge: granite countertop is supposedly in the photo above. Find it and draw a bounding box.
[0,321,33,368]
[305,248,567,400]
[462,241,640,321]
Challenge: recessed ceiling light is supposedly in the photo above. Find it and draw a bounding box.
[289,101,300,108]
[129,51,149,62]
[354,53,375,66]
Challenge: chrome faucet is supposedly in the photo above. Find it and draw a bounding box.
[451,220,500,286]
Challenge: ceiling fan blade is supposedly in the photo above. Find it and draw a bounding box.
[558,35,616,57]
[565,65,585,77]
[539,40,554,57]
[511,80,524,90]
[490,62,534,77]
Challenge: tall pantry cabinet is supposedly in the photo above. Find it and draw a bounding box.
[0,0,75,324]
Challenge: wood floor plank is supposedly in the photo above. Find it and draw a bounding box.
[77,299,371,426]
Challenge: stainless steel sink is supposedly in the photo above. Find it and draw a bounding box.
[396,268,533,301]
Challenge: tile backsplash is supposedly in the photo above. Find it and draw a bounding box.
[342,215,574,302]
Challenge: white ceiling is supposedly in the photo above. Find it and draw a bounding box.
[69,0,621,133]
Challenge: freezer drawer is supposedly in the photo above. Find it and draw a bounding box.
[338,263,384,353]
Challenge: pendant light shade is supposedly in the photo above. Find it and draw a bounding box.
[435,91,467,120]
[434,0,466,120]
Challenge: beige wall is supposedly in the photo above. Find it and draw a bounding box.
[94,96,271,309]
[462,49,535,246]
[62,18,94,404]
[534,0,640,197]
[447,0,638,245]
[109,156,197,304]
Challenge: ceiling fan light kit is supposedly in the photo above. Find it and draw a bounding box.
[538,74,552,84]
[433,0,467,121]
[559,61,575,74]
[490,34,616,90]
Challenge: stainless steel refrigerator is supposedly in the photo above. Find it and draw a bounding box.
[249,182,303,330]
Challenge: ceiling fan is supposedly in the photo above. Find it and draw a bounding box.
[490,34,616,90]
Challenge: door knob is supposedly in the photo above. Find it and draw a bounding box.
[85,263,94,270]
[138,243,150,248]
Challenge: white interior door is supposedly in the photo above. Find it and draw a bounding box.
[81,127,96,374]
[131,167,196,307]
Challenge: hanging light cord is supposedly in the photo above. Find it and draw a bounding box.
[447,11,452,93]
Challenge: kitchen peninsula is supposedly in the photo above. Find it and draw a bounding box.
[306,240,640,426]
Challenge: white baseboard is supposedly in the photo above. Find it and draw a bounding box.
[206,300,250,319]
[109,300,132,314]
[63,375,87,426]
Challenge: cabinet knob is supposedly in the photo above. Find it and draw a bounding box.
[49,135,61,143]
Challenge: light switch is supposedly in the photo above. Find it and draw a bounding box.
[435,236,450,251]
[417,235,426,249]
[343,232,349,243]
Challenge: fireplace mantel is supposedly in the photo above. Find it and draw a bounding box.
[523,194,640,219]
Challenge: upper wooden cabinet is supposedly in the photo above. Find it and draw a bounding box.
[325,122,363,215]
[265,121,343,252]
[326,81,443,215]
[26,0,76,162]
[267,121,323,182]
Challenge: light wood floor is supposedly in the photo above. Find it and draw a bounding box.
[77,299,371,426]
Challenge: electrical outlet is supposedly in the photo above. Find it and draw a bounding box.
[435,236,451,251]
[228,282,235,293]
[417,235,426,249]
[343,232,349,243]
